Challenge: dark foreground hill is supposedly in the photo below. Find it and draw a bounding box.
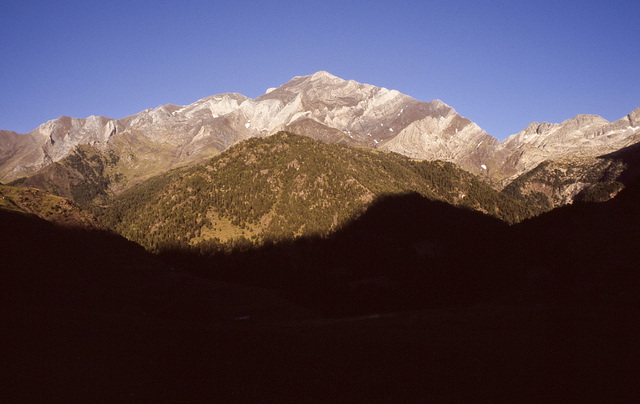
[160,187,640,316]
[2,182,639,401]
[0,207,307,321]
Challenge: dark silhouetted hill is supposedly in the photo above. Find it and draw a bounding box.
[3,183,639,401]
[157,192,520,315]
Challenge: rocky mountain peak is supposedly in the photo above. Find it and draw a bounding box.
[428,99,450,110]
[309,70,343,83]
[495,109,640,184]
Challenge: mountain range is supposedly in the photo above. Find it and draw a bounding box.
[2,71,639,194]
[3,72,640,401]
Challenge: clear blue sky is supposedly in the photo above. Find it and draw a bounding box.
[1,0,638,140]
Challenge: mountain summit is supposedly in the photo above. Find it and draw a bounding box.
[1,73,639,190]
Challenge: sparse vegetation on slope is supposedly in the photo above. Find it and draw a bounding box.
[0,184,103,229]
[502,156,626,209]
[9,145,121,208]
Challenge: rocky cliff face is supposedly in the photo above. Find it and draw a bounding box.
[497,110,640,184]
[1,72,639,194]
[502,155,627,210]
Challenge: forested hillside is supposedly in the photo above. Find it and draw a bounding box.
[97,132,539,252]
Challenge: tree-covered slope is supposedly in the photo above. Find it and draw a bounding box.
[97,132,538,252]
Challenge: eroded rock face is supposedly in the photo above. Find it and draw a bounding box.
[378,107,503,177]
[0,72,499,185]
[1,72,639,191]
[502,156,627,208]
[496,109,640,185]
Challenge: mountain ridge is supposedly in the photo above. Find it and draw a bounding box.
[1,72,639,194]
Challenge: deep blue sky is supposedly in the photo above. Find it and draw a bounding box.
[1,0,638,140]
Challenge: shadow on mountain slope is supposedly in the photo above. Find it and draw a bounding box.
[600,140,640,184]
[155,193,512,315]
[508,176,640,303]
[159,189,639,316]
[0,208,310,322]
[3,189,639,401]
[154,190,639,401]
